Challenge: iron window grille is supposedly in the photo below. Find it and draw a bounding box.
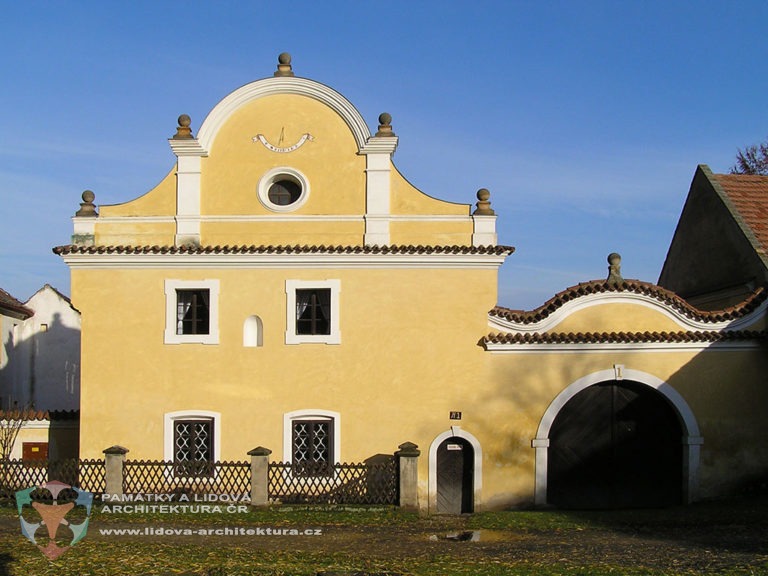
[292,419,333,477]
[173,419,214,477]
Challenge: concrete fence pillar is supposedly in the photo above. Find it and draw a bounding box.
[248,446,271,507]
[395,441,420,510]
[102,445,129,497]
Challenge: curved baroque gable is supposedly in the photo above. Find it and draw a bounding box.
[196,77,372,153]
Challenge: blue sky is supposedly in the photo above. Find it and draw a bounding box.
[1,1,766,309]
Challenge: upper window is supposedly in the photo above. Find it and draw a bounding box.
[285,280,341,344]
[176,289,210,335]
[296,289,331,335]
[165,280,220,344]
[257,167,310,212]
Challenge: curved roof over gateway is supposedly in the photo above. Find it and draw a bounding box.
[487,279,768,344]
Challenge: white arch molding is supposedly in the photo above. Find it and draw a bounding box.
[428,426,483,513]
[532,368,703,506]
[196,77,372,152]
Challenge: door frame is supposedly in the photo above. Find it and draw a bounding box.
[532,367,703,506]
[428,426,482,513]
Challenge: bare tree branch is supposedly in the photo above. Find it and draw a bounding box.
[731,139,768,175]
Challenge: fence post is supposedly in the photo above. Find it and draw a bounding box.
[248,447,271,507]
[103,445,128,498]
[395,442,420,510]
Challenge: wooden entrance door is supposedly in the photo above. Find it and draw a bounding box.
[548,380,682,509]
[436,437,474,514]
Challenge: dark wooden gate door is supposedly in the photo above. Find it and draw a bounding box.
[436,437,474,514]
[548,380,682,509]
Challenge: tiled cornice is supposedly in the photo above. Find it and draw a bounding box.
[0,409,80,421]
[53,244,515,256]
[482,329,767,346]
[490,280,766,325]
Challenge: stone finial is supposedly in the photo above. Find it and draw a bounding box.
[274,52,294,77]
[375,112,396,137]
[75,190,98,217]
[607,252,623,285]
[173,114,194,139]
[472,188,495,215]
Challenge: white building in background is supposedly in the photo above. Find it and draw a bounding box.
[0,284,80,412]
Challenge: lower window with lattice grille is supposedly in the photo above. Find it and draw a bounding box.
[173,419,214,477]
[292,419,334,477]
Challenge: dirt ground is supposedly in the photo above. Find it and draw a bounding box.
[78,516,768,573]
[2,507,768,574]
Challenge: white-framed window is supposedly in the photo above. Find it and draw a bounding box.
[164,279,220,344]
[257,167,310,212]
[283,409,341,478]
[164,410,221,478]
[285,280,341,344]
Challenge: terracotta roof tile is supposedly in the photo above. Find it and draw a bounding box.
[53,244,515,256]
[0,287,33,318]
[482,330,766,346]
[490,280,766,324]
[712,173,768,254]
[0,409,79,421]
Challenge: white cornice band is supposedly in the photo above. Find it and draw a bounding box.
[59,252,508,270]
[90,214,473,224]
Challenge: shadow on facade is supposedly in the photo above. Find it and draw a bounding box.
[463,333,768,555]
[0,312,80,460]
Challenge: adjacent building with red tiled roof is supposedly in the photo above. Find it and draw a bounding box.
[0,287,33,320]
[659,165,768,309]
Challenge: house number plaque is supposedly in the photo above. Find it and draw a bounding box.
[449,411,462,420]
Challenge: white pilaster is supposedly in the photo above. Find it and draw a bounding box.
[472,215,497,247]
[72,217,96,246]
[169,139,207,246]
[531,437,549,506]
[361,136,397,246]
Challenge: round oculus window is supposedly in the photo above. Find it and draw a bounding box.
[257,168,310,212]
[268,179,302,206]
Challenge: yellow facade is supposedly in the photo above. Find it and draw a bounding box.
[58,54,768,511]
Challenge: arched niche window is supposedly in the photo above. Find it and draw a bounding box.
[243,315,263,347]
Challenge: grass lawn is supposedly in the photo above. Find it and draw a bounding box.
[1,496,768,575]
